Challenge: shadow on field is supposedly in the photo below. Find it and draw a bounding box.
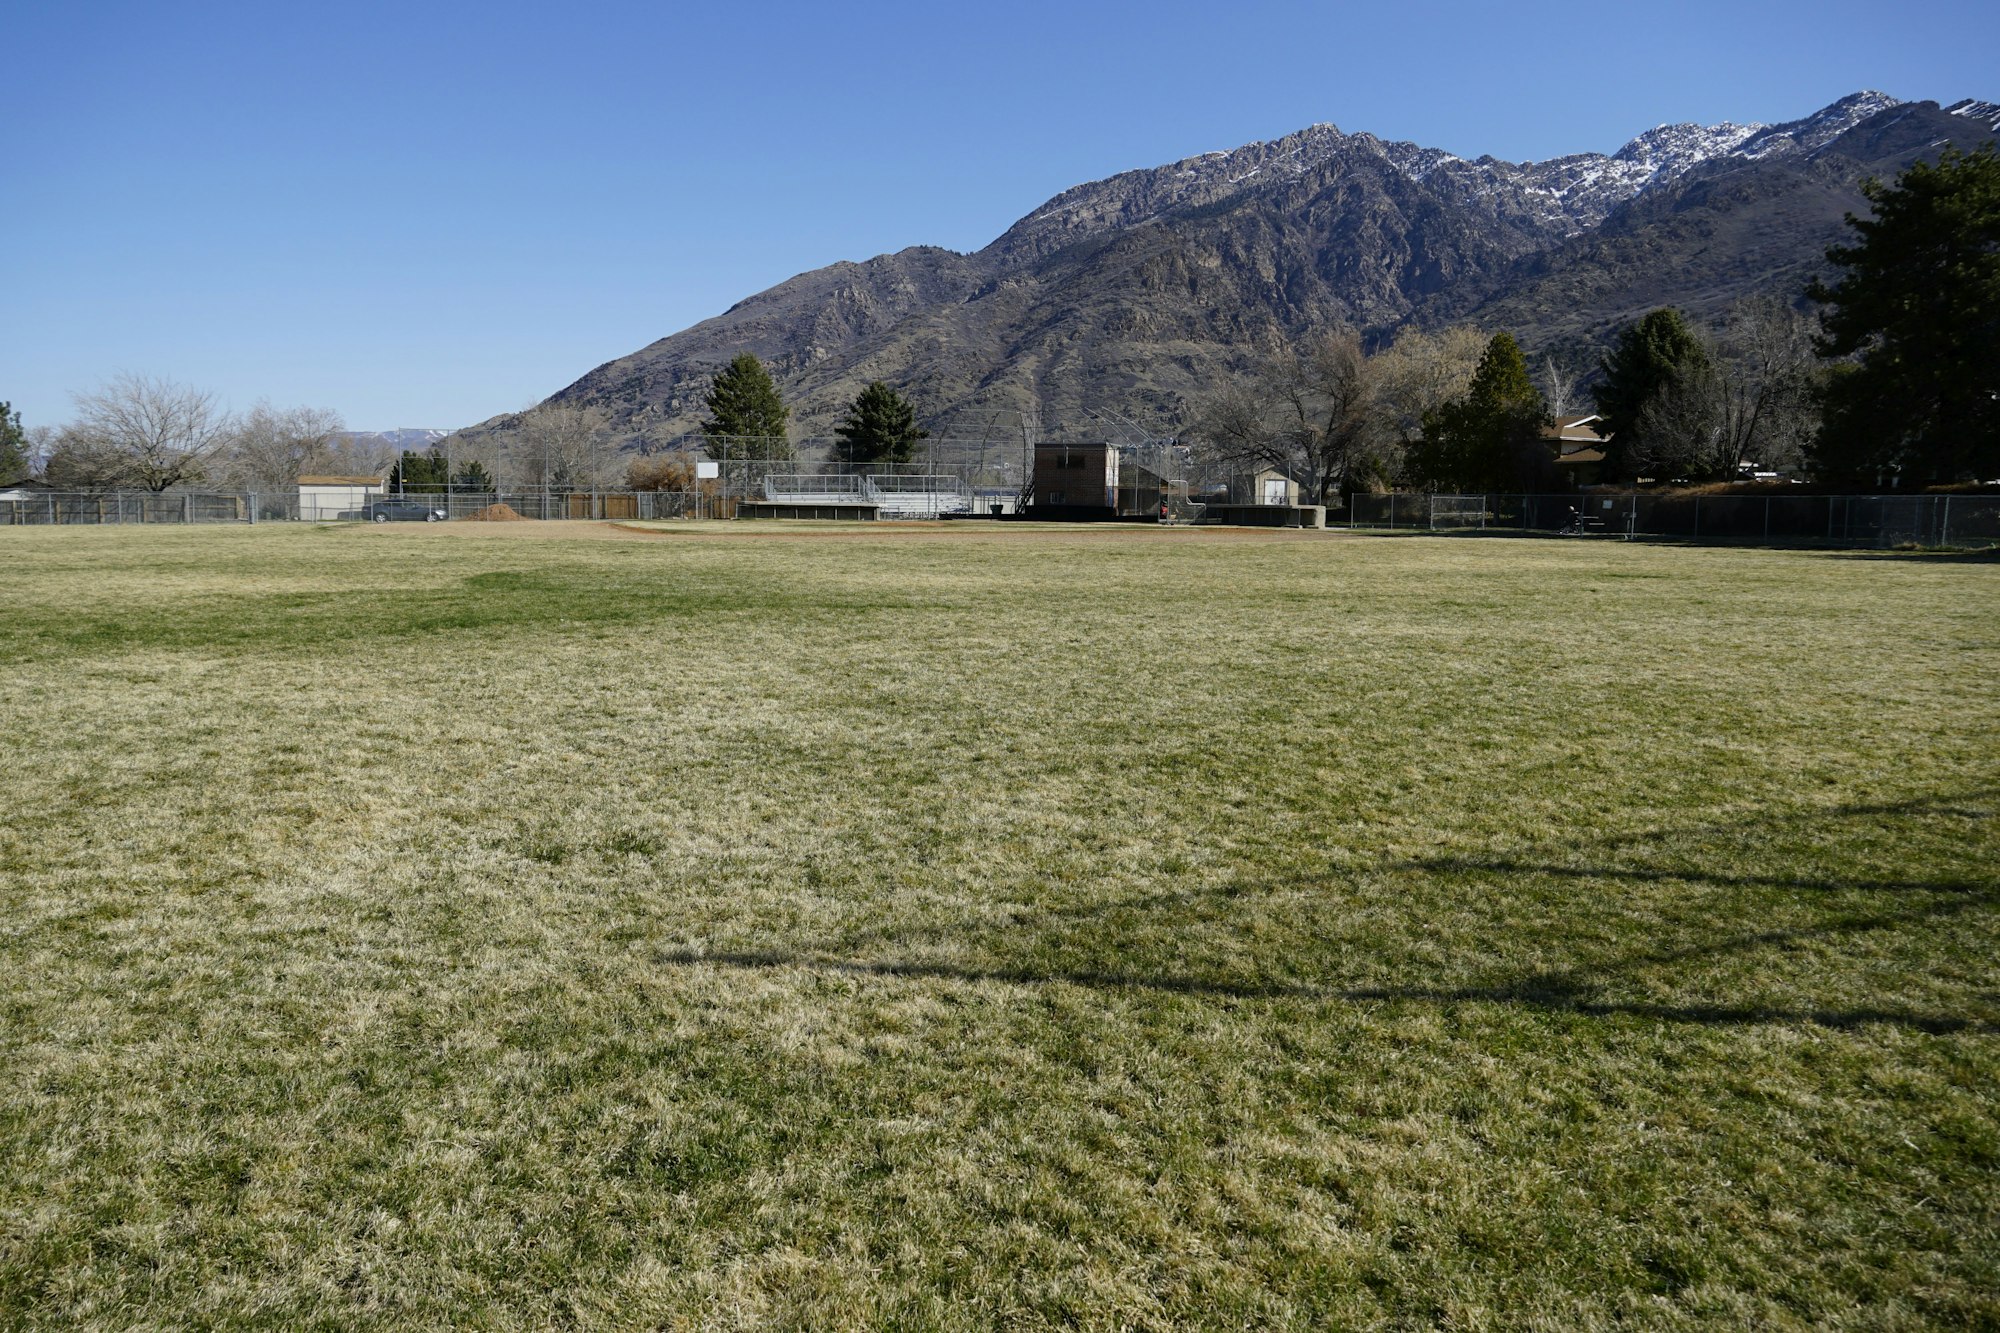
[1402,857,1992,897]
[652,947,1997,1036]
[1589,788,1997,853]
[656,786,1997,1036]
[1833,547,2000,563]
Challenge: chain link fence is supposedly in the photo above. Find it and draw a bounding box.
[1344,492,2000,549]
[10,482,1996,548]
[0,489,729,525]
[1,492,263,525]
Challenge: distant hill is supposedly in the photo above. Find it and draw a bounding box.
[461,92,1994,446]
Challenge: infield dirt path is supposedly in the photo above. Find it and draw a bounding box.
[346,519,1366,545]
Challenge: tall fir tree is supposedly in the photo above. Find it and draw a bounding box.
[0,402,28,480]
[701,353,792,460]
[1808,145,2000,486]
[388,447,450,491]
[1593,308,1711,479]
[831,382,927,466]
[1408,332,1548,491]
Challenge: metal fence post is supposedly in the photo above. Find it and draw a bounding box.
[1942,495,1952,548]
[1692,497,1700,540]
[1763,497,1770,541]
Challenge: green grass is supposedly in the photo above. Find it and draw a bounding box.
[1,521,1995,1330]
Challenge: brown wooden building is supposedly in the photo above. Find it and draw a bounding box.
[1030,442,1120,519]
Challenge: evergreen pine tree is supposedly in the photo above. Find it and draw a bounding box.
[453,459,495,492]
[701,353,792,460]
[1593,309,1711,479]
[1410,333,1548,491]
[0,402,28,480]
[832,382,928,466]
[389,447,450,491]
[1808,145,2000,486]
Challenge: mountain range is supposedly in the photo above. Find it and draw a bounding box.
[343,428,453,454]
[472,93,1998,445]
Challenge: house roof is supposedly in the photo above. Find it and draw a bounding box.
[297,475,385,486]
[1555,447,1607,466]
[1544,414,1612,446]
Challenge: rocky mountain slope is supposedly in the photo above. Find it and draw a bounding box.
[479,91,1992,444]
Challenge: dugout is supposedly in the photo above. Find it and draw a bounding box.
[738,500,881,521]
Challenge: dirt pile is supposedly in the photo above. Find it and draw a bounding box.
[464,503,528,521]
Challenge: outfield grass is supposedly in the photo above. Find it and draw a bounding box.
[1,521,1995,1330]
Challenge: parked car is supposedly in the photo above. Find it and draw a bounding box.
[363,498,446,523]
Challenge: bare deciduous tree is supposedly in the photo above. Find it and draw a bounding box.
[1539,354,1582,419]
[23,425,59,477]
[41,429,134,490]
[60,374,233,491]
[1197,330,1389,505]
[1371,325,1487,455]
[219,402,350,493]
[1714,297,1818,477]
[513,402,613,491]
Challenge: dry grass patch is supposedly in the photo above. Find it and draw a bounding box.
[0,523,1995,1329]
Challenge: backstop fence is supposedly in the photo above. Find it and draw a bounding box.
[1344,492,2000,549]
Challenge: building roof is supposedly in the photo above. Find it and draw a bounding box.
[297,475,385,486]
[1543,414,1612,445]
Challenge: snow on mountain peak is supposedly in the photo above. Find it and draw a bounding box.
[999,91,1916,262]
[1947,98,2000,132]
[1613,120,1765,174]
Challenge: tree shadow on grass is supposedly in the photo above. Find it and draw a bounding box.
[1400,856,1992,897]
[651,947,1997,1035]
[676,785,1998,1037]
[1586,787,1997,854]
[1832,547,2000,563]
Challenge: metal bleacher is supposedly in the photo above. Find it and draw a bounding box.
[761,474,871,506]
[761,473,971,517]
[863,474,972,517]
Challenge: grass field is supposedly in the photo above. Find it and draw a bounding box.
[2,520,1995,1329]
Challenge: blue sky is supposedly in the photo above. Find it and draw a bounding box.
[5,0,1994,432]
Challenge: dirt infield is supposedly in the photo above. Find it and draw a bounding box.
[351,519,665,541]
[607,519,1363,544]
[346,519,1364,544]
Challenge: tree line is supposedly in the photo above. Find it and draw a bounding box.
[1195,143,1998,496]
[1,377,371,494]
[0,382,656,496]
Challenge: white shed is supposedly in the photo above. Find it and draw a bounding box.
[297,475,384,521]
